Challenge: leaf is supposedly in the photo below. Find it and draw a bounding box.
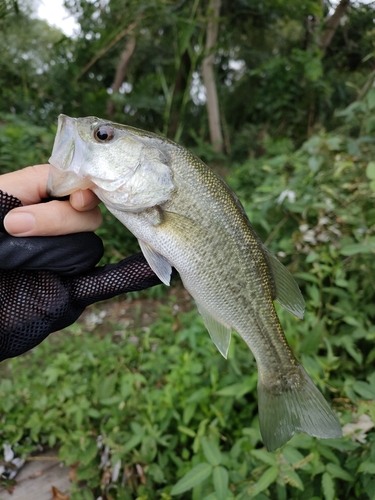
[213,466,229,500]
[367,89,375,110]
[140,436,157,462]
[281,467,304,490]
[251,449,277,466]
[201,438,222,466]
[80,439,98,466]
[281,446,305,466]
[171,463,213,495]
[187,388,211,403]
[178,425,196,437]
[340,242,375,256]
[366,161,375,180]
[353,381,375,399]
[249,466,278,497]
[52,487,70,500]
[322,472,335,500]
[123,434,143,454]
[304,58,323,82]
[326,463,354,482]
[358,461,375,474]
[95,373,117,402]
[215,382,248,397]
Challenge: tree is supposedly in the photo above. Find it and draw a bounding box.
[319,0,351,54]
[202,0,223,153]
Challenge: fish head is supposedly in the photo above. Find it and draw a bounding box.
[47,114,175,211]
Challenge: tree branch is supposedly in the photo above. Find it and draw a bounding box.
[77,22,137,79]
[319,0,350,53]
[106,35,136,118]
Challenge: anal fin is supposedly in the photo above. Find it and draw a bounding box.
[197,304,231,358]
[263,246,305,320]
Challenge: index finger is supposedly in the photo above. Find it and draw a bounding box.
[0,165,51,205]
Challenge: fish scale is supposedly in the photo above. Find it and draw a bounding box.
[47,114,342,451]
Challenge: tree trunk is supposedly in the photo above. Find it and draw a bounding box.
[167,50,191,139]
[319,0,350,53]
[106,35,136,119]
[202,0,223,153]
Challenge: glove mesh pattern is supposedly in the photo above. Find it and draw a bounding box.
[0,191,163,361]
[0,190,22,231]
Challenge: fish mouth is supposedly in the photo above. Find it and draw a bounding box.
[47,114,94,197]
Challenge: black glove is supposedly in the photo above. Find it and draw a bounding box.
[0,190,164,362]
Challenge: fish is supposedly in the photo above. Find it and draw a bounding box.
[47,114,342,451]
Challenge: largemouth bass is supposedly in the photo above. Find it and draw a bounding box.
[47,114,342,451]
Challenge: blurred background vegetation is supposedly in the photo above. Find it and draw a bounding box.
[1,0,375,499]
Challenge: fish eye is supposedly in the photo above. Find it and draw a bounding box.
[94,125,115,142]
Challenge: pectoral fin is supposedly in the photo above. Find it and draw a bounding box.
[197,305,232,358]
[138,240,172,286]
[263,246,305,320]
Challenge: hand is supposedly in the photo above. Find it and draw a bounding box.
[1,164,102,236]
[0,169,165,362]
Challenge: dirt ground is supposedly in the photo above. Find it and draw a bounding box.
[0,449,71,500]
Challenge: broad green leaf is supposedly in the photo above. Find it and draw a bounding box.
[215,376,257,398]
[140,436,157,462]
[294,272,320,284]
[367,89,375,110]
[178,425,196,437]
[187,388,211,403]
[251,449,277,466]
[95,373,117,402]
[76,464,97,481]
[366,161,375,180]
[281,467,304,490]
[358,461,375,474]
[304,58,323,82]
[215,383,246,397]
[249,466,278,497]
[340,243,375,256]
[123,434,142,454]
[201,437,222,466]
[353,381,375,399]
[148,463,165,483]
[213,466,229,500]
[322,472,335,500]
[281,446,305,465]
[171,463,213,496]
[79,439,98,466]
[326,463,354,482]
[183,403,197,425]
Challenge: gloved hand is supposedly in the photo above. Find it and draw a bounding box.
[0,190,164,362]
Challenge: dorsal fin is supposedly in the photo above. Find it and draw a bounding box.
[263,246,305,319]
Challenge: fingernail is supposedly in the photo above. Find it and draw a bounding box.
[4,212,36,235]
[70,190,84,209]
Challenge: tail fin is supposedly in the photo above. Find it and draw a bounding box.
[257,364,342,451]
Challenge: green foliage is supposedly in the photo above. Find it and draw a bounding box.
[1,95,375,498]
[0,114,55,174]
[1,1,375,499]
[0,291,373,499]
